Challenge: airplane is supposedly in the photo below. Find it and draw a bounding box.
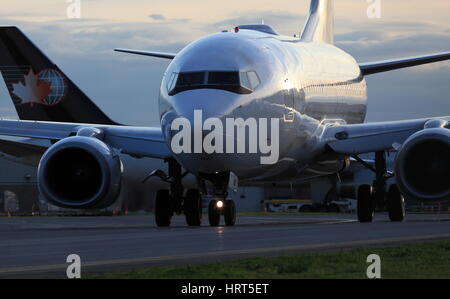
[0,0,449,227]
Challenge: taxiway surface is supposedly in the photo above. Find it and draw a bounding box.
[0,213,449,278]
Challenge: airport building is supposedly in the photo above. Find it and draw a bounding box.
[0,153,38,214]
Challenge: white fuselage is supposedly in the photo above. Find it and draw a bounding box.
[159,29,367,183]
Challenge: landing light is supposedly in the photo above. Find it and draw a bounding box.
[216,200,224,209]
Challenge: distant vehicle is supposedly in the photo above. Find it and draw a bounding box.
[264,198,354,213]
[265,199,314,213]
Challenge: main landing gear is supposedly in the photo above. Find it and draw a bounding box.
[353,151,405,223]
[154,187,204,227]
[150,159,202,227]
[149,160,237,228]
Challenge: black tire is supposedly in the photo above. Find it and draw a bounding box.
[357,185,374,223]
[224,200,236,226]
[386,185,405,222]
[208,200,221,227]
[184,189,202,227]
[155,190,172,227]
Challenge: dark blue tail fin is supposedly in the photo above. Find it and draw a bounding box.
[0,26,119,125]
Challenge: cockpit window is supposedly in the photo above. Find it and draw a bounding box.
[177,72,205,86]
[168,71,260,95]
[208,72,240,85]
[247,71,261,89]
[166,72,178,92]
[240,71,260,90]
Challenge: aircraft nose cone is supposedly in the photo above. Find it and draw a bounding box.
[171,89,240,120]
[161,90,246,174]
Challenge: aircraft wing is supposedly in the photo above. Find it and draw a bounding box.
[0,138,47,157]
[324,117,450,155]
[114,48,176,59]
[0,120,172,159]
[359,52,450,75]
[0,138,48,166]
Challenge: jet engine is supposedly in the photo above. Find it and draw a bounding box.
[37,136,123,209]
[395,127,450,202]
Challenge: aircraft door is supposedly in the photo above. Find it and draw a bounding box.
[283,79,295,122]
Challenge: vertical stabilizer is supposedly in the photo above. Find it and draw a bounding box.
[0,26,119,125]
[300,0,334,44]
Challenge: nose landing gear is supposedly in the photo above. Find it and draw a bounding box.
[224,200,236,226]
[208,199,237,227]
[208,200,221,227]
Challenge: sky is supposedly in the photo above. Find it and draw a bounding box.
[0,0,449,126]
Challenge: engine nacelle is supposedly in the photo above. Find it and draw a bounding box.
[38,136,123,209]
[395,128,450,202]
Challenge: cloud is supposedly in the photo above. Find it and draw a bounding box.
[148,14,166,21]
[365,66,450,122]
[337,32,450,62]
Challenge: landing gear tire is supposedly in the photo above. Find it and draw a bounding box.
[386,185,405,222]
[184,189,202,227]
[357,185,374,223]
[155,190,172,227]
[224,200,236,226]
[208,200,221,227]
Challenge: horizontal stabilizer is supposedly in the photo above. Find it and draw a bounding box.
[359,51,450,76]
[114,48,176,59]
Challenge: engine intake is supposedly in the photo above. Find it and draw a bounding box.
[38,136,123,209]
[395,128,450,202]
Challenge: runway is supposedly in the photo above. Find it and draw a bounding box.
[0,213,449,278]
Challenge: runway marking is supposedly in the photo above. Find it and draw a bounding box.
[0,233,449,275]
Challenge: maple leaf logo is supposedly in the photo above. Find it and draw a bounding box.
[11,69,52,105]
